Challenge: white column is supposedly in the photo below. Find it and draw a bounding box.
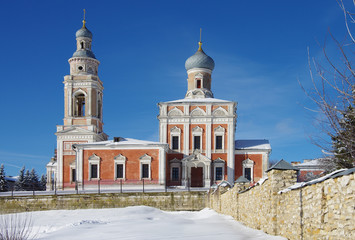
[206,120,212,158]
[56,139,63,189]
[184,120,189,156]
[227,121,235,184]
[158,147,166,185]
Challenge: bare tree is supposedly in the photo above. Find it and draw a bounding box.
[301,0,354,169]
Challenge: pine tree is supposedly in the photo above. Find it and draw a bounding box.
[332,104,355,168]
[29,168,39,190]
[15,166,26,191]
[24,170,30,191]
[0,164,8,192]
[40,174,47,191]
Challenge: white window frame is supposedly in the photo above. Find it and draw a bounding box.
[114,154,126,180]
[170,158,181,181]
[214,125,225,152]
[242,158,254,182]
[192,126,203,152]
[88,154,101,180]
[213,158,225,181]
[139,154,152,180]
[170,126,181,151]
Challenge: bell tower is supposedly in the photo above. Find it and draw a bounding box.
[55,12,107,189]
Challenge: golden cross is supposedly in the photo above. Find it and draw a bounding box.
[82,9,86,27]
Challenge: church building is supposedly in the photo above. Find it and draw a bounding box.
[46,19,271,190]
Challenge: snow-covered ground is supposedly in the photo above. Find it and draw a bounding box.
[3,206,286,239]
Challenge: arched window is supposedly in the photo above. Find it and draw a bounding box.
[80,42,84,49]
[74,93,86,117]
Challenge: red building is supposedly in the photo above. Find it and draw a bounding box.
[46,19,271,190]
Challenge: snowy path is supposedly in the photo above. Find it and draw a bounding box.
[8,206,286,239]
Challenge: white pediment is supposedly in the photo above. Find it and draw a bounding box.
[169,158,181,164]
[168,107,183,116]
[191,107,206,116]
[212,107,228,116]
[170,126,181,133]
[114,154,126,161]
[88,154,101,161]
[213,158,225,164]
[139,154,152,161]
[242,158,254,167]
[192,126,203,133]
[214,125,225,133]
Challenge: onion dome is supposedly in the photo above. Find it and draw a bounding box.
[76,26,93,38]
[185,42,215,71]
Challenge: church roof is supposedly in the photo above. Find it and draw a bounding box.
[73,137,167,148]
[76,26,93,38]
[235,139,271,150]
[266,159,298,172]
[72,49,96,59]
[235,176,250,183]
[165,98,232,104]
[185,42,215,71]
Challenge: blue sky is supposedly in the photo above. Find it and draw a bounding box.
[0,0,350,176]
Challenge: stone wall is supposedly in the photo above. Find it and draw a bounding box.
[0,191,206,214]
[207,169,355,240]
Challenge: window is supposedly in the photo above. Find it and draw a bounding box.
[196,79,201,88]
[71,168,76,182]
[194,136,201,150]
[74,93,86,117]
[142,164,149,179]
[172,136,179,150]
[114,154,126,180]
[242,158,254,182]
[88,154,100,180]
[214,126,225,151]
[91,164,98,179]
[244,168,251,181]
[172,167,179,181]
[213,158,225,181]
[170,126,181,151]
[140,154,152,180]
[80,42,84,49]
[215,167,223,181]
[216,136,222,149]
[116,164,123,179]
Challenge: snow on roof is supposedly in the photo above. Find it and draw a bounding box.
[76,137,166,147]
[165,97,232,104]
[278,168,355,194]
[235,139,271,150]
[296,159,324,166]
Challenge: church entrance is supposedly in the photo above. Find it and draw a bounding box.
[190,167,203,187]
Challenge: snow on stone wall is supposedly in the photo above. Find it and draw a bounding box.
[207,169,355,240]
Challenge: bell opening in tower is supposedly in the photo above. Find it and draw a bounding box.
[74,93,86,117]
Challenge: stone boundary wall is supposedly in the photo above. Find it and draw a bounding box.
[207,169,355,240]
[0,192,206,214]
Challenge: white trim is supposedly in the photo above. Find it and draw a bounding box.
[169,158,181,181]
[114,154,126,180]
[213,158,225,182]
[139,154,152,180]
[192,126,203,152]
[88,154,101,180]
[242,158,254,182]
[170,126,181,151]
[214,125,225,152]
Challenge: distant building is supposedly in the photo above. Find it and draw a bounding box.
[46,19,271,190]
[292,159,326,182]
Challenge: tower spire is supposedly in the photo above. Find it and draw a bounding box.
[198,28,202,51]
[82,9,86,28]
